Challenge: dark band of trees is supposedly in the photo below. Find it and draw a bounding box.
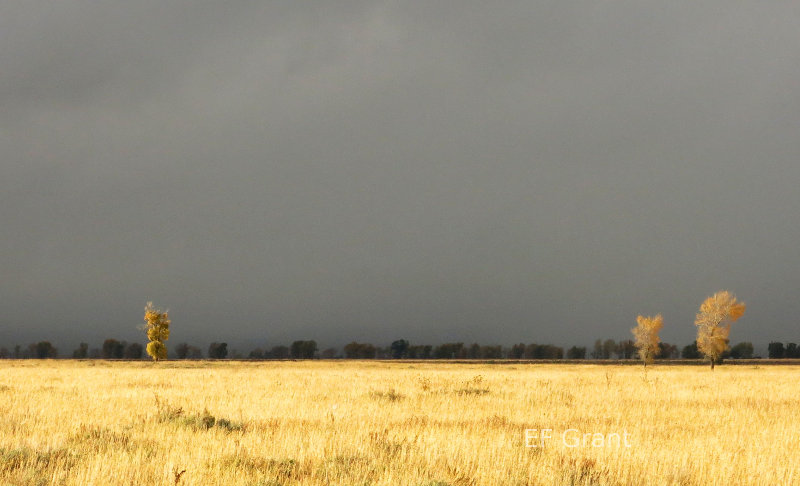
[2,338,795,360]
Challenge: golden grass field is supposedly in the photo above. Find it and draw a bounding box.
[0,360,797,485]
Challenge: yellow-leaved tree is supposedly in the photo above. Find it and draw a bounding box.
[695,291,745,370]
[144,302,170,361]
[632,314,663,367]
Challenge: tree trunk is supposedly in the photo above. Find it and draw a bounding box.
[710,359,715,370]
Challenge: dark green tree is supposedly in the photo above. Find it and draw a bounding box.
[290,340,317,359]
[657,342,679,359]
[102,339,125,359]
[175,343,191,359]
[270,345,289,359]
[72,342,89,359]
[480,345,504,359]
[509,343,525,359]
[124,343,143,359]
[729,342,754,359]
[320,348,338,359]
[343,342,376,359]
[390,339,409,359]
[567,346,586,359]
[616,340,637,359]
[208,342,228,359]
[33,341,57,359]
[681,341,701,359]
[407,345,432,359]
[768,342,785,359]
[433,343,464,359]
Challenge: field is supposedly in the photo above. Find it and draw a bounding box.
[0,361,797,485]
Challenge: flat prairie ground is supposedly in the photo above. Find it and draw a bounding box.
[0,361,797,485]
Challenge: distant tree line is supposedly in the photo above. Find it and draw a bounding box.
[679,340,755,359]
[767,342,800,359]
[0,338,777,360]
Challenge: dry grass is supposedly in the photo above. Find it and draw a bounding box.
[0,360,797,485]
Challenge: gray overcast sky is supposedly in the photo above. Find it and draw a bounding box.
[2,1,800,352]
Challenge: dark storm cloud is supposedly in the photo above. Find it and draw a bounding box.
[2,1,800,352]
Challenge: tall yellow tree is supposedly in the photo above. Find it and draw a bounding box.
[632,314,663,367]
[695,291,745,370]
[143,302,170,361]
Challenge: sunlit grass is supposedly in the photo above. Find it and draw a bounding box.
[0,361,797,485]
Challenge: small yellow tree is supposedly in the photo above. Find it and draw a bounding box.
[143,302,170,361]
[695,291,745,370]
[632,314,663,367]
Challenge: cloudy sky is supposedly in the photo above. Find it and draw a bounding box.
[2,1,799,353]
